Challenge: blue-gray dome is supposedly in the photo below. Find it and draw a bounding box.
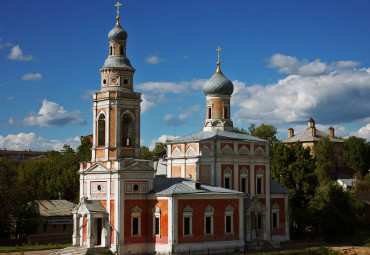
[108,25,127,41]
[203,70,234,95]
[103,56,134,69]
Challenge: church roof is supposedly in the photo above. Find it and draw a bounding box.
[270,180,290,194]
[108,24,128,41]
[150,178,242,196]
[282,128,342,143]
[36,200,75,217]
[203,71,234,96]
[168,129,266,143]
[103,56,134,69]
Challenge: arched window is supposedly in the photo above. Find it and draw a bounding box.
[122,113,133,147]
[207,107,212,119]
[97,114,105,146]
[224,106,228,119]
[109,46,112,56]
[120,46,123,55]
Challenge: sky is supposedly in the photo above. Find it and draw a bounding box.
[1,0,370,151]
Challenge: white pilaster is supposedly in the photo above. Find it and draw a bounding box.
[250,164,255,196]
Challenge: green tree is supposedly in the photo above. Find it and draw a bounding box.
[77,136,92,162]
[309,182,362,237]
[343,136,370,176]
[314,136,334,183]
[271,142,317,236]
[235,123,278,144]
[141,146,155,160]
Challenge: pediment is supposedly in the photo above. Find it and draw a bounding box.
[84,163,110,173]
[121,162,155,172]
[248,197,267,212]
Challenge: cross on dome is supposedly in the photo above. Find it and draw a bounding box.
[216,46,222,73]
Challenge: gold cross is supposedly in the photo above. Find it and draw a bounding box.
[115,2,123,17]
[216,46,222,62]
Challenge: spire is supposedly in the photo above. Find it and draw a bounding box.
[114,1,123,27]
[216,46,222,73]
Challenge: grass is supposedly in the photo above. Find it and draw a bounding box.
[240,247,339,254]
[0,243,71,253]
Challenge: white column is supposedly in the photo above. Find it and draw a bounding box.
[92,97,97,161]
[239,197,244,241]
[72,213,80,246]
[234,163,238,191]
[285,194,290,240]
[87,214,94,248]
[105,104,110,161]
[265,164,271,240]
[168,197,174,252]
[250,164,255,196]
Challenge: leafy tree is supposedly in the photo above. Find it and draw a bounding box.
[309,182,362,237]
[235,123,278,144]
[141,146,155,160]
[271,142,317,236]
[343,136,370,176]
[314,136,334,183]
[77,136,92,162]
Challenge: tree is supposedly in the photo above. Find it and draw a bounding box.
[343,136,370,176]
[141,146,155,160]
[77,136,92,162]
[235,123,278,144]
[309,182,362,237]
[271,142,317,236]
[314,136,334,183]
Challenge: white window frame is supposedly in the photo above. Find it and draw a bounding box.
[224,167,232,189]
[152,205,161,236]
[272,203,279,229]
[224,204,234,234]
[204,205,214,235]
[131,205,142,237]
[183,205,193,236]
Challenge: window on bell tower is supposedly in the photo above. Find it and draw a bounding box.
[120,46,123,55]
[97,114,106,147]
[122,113,133,147]
[207,107,212,119]
[109,46,112,56]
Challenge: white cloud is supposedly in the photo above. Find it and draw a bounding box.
[21,73,42,81]
[23,99,85,127]
[141,94,157,113]
[5,96,14,101]
[267,53,360,76]
[233,54,370,125]
[0,38,13,49]
[137,79,206,94]
[81,90,95,101]
[163,112,190,126]
[0,133,81,151]
[145,55,164,65]
[8,45,33,61]
[351,124,370,141]
[149,134,180,150]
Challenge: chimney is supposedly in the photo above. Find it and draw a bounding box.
[308,118,315,128]
[328,127,334,138]
[311,126,316,137]
[288,128,294,138]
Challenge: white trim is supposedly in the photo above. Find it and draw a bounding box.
[152,205,161,237]
[224,204,234,234]
[131,206,142,237]
[204,205,214,235]
[183,205,193,236]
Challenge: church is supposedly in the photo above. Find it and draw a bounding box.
[72,3,289,254]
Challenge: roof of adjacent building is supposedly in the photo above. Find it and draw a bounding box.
[282,127,342,143]
[270,180,290,194]
[36,200,75,217]
[150,178,242,196]
[168,129,266,143]
[337,178,356,187]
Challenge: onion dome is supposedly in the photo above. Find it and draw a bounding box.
[203,61,234,96]
[108,22,128,41]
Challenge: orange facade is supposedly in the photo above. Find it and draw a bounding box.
[177,199,239,244]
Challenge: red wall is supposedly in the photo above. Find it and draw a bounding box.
[124,199,168,244]
[271,198,286,236]
[178,199,239,244]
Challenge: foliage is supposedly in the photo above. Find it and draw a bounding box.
[343,136,370,176]
[236,123,278,144]
[308,182,362,237]
[271,142,317,236]
[141,146,156,160]
[77,136,92,162]
[141,141,169,160]
[314,136,334,184]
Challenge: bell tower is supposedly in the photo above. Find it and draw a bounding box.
[92,3,141,161]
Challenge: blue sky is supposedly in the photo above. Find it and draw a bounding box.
[1,0,370,151]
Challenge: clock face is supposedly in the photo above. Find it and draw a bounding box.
[111,77,118,85]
